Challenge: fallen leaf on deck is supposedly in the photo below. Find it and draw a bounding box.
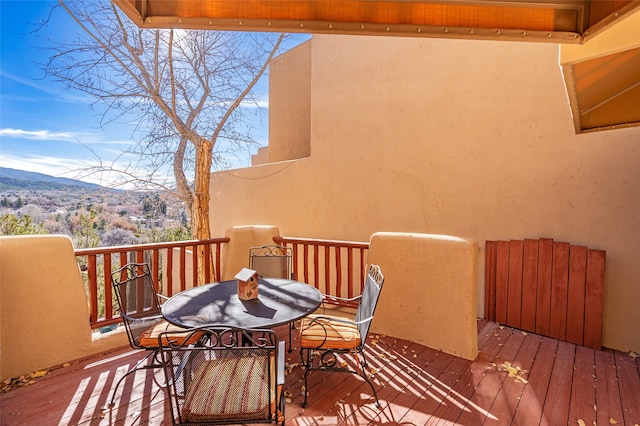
[609,418,618,424]
[378,351,397,362]
[577,419,586,426]
[501,361,528,384]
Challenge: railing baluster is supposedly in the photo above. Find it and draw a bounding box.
[291,243,299,280]
[104,254,113,321]
[179,246,187,292]
[313,244,319,290]
[166,247,174,297]
[151,249,160,292]
[347,247,353,299]
[323,246,330,295]
[87,254,98,324]
[335,246,342,298]
[303,244,309,283]
[192,243,198,287]
[204,243,212,283]
[215,241,222,281]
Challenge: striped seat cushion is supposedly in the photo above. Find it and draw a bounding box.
[137,320,201,347]
[299,315,361,349]
[182,356,272,422]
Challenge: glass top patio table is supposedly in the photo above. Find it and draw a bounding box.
[161,277,323,329]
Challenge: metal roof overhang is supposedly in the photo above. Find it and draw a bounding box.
[112,0,640,133]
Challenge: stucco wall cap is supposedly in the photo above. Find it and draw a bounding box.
[371,231,475,245]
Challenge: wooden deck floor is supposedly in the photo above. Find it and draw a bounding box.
[2,320,639,425]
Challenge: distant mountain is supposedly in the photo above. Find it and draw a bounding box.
[0,167,104,191]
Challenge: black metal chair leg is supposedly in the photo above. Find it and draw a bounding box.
[359,368,381,408]
[302,365,311,408]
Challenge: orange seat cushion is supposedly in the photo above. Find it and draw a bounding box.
[299,315,361,350]
[137,320,200,347]
[181,356,272,422]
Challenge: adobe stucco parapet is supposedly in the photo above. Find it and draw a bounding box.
[221,225,282,281]
[368,232,479,360]
[0,235,126,381]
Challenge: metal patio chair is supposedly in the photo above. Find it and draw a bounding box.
[249,244,295,350]
[299,264,385,408]
[109,263,201,408]
[249,244,293,280]
[159,326,286,425]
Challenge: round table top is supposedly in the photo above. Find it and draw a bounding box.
[161,278,323,329]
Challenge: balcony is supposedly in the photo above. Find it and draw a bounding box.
[1,229,639,424]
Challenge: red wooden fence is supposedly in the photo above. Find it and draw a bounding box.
[485,238,606,349]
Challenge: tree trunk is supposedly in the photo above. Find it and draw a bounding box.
[192,137,214,284]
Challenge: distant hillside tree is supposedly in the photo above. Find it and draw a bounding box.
[72,208,101,249]
[0,214,46,236]
[41,1,285,282]
[101,228,138,247]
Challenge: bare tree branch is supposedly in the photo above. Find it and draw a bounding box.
[39,0,287,250]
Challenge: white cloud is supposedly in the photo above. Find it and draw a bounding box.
[0,128,98,142]
[239,98,269,109]
[0,71,92,104]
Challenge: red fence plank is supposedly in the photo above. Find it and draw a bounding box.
[521,239,539,332]
[584,250,606,349]
[536,238,553,337]
[485,241,497,321]
[566,245,587,346]
[550,241,570,341]
[495,241,511,325]
[507,240,524,328]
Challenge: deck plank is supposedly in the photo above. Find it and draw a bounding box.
[454,323,517,425]
[486,331,542,425]
[429,321,499,425]
[568,345,597,425]
[479,328,526,425]
[511,336,557,426]
[541,340,575,424]
[594,349,625,426]
[615,349,640,425]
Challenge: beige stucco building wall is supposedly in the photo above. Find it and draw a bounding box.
[210,35,640,354]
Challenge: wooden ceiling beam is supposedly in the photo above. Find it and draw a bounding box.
[112,0,620,43]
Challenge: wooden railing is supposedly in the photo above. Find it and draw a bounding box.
[275,236,370,308]
[76,235,370,329]
[75,238,228,329]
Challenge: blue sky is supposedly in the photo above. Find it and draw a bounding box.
[0,1,300,186]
